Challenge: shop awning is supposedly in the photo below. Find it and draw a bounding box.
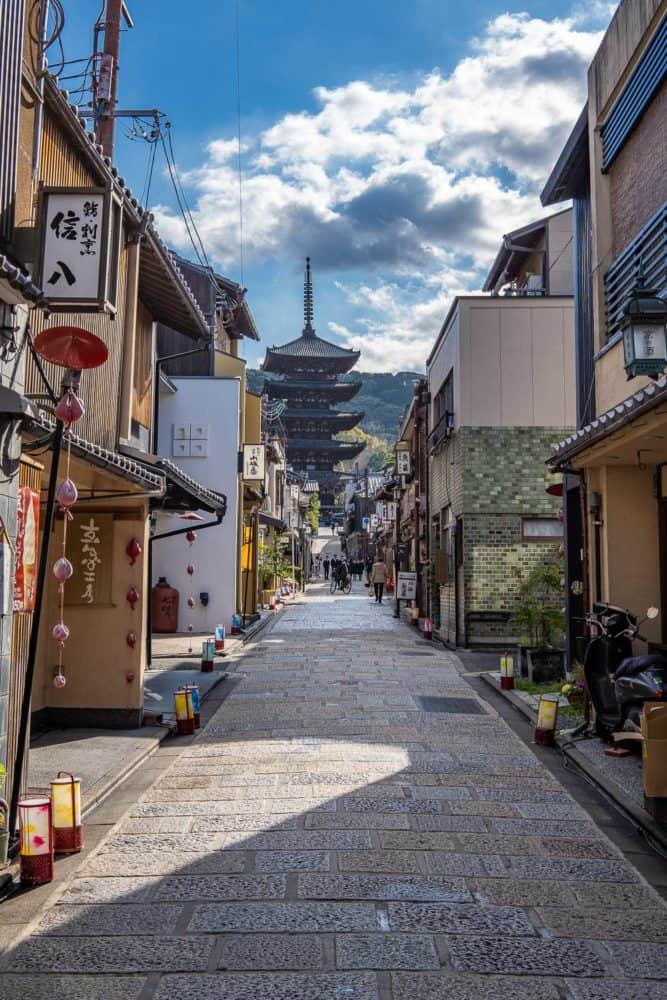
[259,511,286,531]
[550,374,667,468]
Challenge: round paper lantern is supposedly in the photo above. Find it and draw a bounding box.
[53,557,73,582]
[18,796,54,885]
[54,391,85,427]
[56,478,78,509]
[52,622,70,645]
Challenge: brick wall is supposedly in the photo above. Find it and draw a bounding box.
[430,426,570,645]
[610,82,667,258]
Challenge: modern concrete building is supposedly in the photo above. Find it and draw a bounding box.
[545,0,667,655]
[427,210,576,646]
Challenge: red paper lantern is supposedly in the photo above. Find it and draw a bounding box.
[126,586,139,610]
[126,631,137,648]
[126,537,142,565]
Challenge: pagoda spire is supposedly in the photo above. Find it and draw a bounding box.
[303,256,315,337]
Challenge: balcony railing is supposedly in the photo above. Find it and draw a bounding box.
[604,201,667,341]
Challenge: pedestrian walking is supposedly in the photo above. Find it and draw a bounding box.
[316,555,322,577]
[323,557,330,580]
[371,556,387,604]
[365,558,372,587]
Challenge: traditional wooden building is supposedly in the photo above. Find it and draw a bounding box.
[262,259,364,508]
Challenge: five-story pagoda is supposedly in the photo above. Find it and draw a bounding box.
[262,258,364,508]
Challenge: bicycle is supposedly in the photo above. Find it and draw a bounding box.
[330,572,352,595]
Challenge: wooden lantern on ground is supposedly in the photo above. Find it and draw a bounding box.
[51,771,83,853]
[18,795,54,885]
[181,684,201,729]
[174,689,195,735]
[535,693,559,746]
[500,653,515,690]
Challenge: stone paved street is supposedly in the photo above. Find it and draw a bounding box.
[2,581,667,999]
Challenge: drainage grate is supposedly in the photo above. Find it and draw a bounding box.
[418,696,486,715]
[402,651,435,657]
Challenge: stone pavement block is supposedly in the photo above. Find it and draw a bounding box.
[449,801,518,817]
[336,932,439,970]
[486,818,598,838]
[338,850,424,874]
[510,857,641,883]
[305,811,411,830]
[254,851,331,872]
[299,874,471,902]
[263,797,338,812]
[131,800,259,816]
[188,901,379,933]
[566,980,667,999]
[387,901,535,936]
[413,815,488,833]
[513,800,589,818]
[218,933,324,970]
[391,972,563,999]
[539,836,621,860]
[446,936,606,976]
[537,907,667,942]
[570,883,665,908]
[153,972,380,1000]
[120,817,194,834]
[35,903,182,936]
[220,830,372,850]
[58,877,159,905]
[468,878,576,907]
[378,832,457,851]
[7,935,213,973]
[152,874,286,901]
[601,941,667,978]
[343,798,444,813]
[426,853,508,877]
[0,975,147,999]
[190,814,300,832]
[83,849,246,877]
[100,833,224,854]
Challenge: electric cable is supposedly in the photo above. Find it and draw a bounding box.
[235,0,245,286]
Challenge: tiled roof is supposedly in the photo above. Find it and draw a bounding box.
[0,255,47,306]
[551,375,667,465]
[267,333,360,359]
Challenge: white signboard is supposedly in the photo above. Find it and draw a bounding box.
[397,571,417,600]
[290,484,300,500]
[370,514,379,529]
[40,188,120,310]
[396,451,411,476]
[243,444,265,480]
[362,516,370,530]
[386,502,397,522]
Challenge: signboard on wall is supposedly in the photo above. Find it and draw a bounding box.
[396,451,411,476]
[243,444,265,481]
[397,571,417,600]
[65,514,114,606]
[39,187,121,311]
[13,487,40,612]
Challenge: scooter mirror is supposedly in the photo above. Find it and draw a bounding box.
[647,606,660,620]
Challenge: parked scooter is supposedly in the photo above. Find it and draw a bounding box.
[581,603,667,741]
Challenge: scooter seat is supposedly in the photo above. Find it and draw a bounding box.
[614,653,667,681]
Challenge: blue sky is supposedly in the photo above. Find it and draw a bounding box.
[59,1,615,371]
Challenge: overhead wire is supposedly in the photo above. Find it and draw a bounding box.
[235,0,245,286]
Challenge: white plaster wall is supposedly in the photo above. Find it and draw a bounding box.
[428,309,460,429]
[153,377,240,632]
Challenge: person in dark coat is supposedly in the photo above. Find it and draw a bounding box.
[323,557,330,580]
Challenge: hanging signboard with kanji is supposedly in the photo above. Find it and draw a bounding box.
[396,450,411,476]
[65,514,114,606]
[39,187,122,312]
[13,487,40,611]
[243,444,265,481]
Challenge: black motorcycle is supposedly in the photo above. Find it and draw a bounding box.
[581,602,667,741]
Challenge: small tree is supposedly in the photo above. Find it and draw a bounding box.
[258,535,291,587]
[514,560,564,648]
[306,493,320,534]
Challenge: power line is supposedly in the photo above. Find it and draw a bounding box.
[235,0,245,286]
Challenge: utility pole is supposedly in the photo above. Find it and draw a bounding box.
[96,1,134,157]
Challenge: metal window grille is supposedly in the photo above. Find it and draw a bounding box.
[604,200,667,341]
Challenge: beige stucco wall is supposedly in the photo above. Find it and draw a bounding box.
[547,211,574,296]
[594,338,656,414]
[428,308,460,430]
[458,298,575,428]
[33,507,150,714]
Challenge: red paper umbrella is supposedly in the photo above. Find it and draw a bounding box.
[546,483,563,497]
[33,326,108,370]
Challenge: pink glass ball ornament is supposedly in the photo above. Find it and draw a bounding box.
[186,530,196,546]
[126,631,137,649]
[187,596,196,609]
[53,557,73,583]
[54,390,85,427]
[53,671,67,689]
[126,537,142,566]
[52,622,70,645]
[126,585,139,610]
[56,478,78,509]
[186,563,195,576]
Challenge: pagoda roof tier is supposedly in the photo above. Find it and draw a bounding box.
[283,409,364,431]
[263,340,360,375]
[288,438,365,460]
[264,377,362,402]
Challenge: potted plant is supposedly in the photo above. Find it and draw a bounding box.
[514,561,566,683]
[259,536,291,604]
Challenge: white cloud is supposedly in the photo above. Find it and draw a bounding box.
[154,6,607,371]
